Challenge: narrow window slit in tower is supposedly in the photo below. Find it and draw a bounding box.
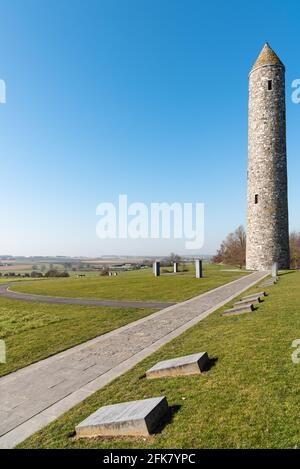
[268,80,272,91]
[255,194,258,204]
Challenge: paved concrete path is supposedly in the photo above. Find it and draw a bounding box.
[0,283,175,309]
[0,271,267,448]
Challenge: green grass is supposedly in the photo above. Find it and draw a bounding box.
[0,277,40,284]
[0,298,155,377]
[10,264,246,303]
[0,265,244,378]
[19,270,300,449]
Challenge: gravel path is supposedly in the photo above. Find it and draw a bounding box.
[0,283,175,309]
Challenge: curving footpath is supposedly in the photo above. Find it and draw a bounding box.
[0,271,267,448]
[0,283,175,309]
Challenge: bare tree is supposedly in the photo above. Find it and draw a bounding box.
[212,225,246,268]
[290,232,300,269]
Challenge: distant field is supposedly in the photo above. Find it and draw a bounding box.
[0,263,33,272]
[10,264,247,303]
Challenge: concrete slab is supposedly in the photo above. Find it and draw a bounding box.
[261,279,276,286]
[231,302,255,311]
[235,297,261,306]
[146,352,209,379]
[75,396,169,438]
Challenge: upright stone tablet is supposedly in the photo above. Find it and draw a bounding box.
[222,305,253,316]
[173,262,179,273]
[195,259,203,278]
[261,278,276,286]
[76,396,169,438]
[146,352,209,379]
[272,262,278,278]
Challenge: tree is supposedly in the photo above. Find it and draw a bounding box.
[100,266,109,276]
[45,269,69,278]
[212,225,246,268]
[169,253,181,264]
[31,271,43,278]
[290,232,300,269]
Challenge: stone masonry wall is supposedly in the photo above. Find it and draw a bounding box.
[246,64,290,270]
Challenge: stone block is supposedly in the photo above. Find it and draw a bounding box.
[75,396,169,438]
[222,305,253,316]
[146,352,209,379]
[236,297,261,306]
[261,279,276,286]
[195,259,203,278]
[231,302,255,311]
[242,291,267,300]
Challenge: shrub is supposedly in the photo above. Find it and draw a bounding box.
[45,269,70,278]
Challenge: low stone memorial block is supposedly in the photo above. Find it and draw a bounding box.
[236,297,261,306]
[153,261,160,277]
[76,396,169,438]
[146,352,209,379]
[231,302,255,311]
[222,305,253,316]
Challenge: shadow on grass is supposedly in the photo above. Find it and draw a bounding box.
[278,270,296,277]
[203,356,218,372]
[152,404,182,435]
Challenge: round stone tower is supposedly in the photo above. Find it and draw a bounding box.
[246,43,290,271]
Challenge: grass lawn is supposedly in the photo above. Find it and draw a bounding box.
[0,265,245,378]
[19,270,300,449]
[10,264,246,303]
[0,298,155,377]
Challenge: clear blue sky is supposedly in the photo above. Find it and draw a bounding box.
[0,0,299,257]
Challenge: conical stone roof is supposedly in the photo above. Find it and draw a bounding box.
[251,43,284,73]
